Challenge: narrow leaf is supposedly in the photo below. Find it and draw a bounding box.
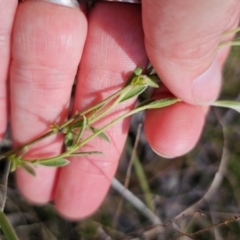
[21,162,36,176]
[137,98,179,110]
[90,127,110,143]
[0,208,19,240]
[64,132,74,149]
[71,151,103,156]
[211,100,240,113]
[39,158,70,167]
[120,85,147,103]
[72,118,84,129]
[10,161,17,173]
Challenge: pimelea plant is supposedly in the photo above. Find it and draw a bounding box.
[0,28,240,240]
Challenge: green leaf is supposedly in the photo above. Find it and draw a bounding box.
[131,75,159,88]
[72,118,84,129]
[64,132,74,149]
[71,151,103,156]
[10,161,17,172]
[39,158,70,167]
[211,100,240,113]
[21,162,36,176]
[124,67,143,87]
[90,127,110,143]
[137,98,179,110]
[120,85,148,103]
[0,208,19,240]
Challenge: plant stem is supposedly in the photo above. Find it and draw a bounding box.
[218,41,240,48]
[1,161,10,211]
[77,99,178,149]
[0,131,55,161]
[0,87,132,161]
[126,137,155,212]
[111,178,161,225]
[88,85,132,124]
[222,26,240,35]
[80,87,128,116]
[0,209,19,240]
[25,98,178,164]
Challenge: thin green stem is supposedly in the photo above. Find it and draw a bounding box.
[74,116,87,146]
[26,98,179,165]
[58,117,75,131]
[0,87,130,162]
[26,101,150,163]
[0,208,19,240]
[126,138,155,212]
[1,161,10,211]
[0,130,55,160]
[88,86,132,124]
[77,103,154,148]
[78,68,142,117]
[222,27,240,36]
[80,87,128,116]
[218,41,240,49]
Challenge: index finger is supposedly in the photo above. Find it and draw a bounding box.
[12,1,87,203]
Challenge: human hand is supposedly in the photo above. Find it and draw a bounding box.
[1,0,239,220]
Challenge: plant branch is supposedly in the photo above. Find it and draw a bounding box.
[111,178,162,225]
[0,209,19,240]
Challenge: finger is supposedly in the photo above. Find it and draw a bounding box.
[11,1,87,203]
[0,0,18,139]
[145,86,207,158]
[142,0,240,105]
[54,2,148,220]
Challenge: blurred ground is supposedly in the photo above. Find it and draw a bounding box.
[1,45,240,240]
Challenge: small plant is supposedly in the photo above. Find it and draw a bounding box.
[1,67,239,177]
[0,67,180,176]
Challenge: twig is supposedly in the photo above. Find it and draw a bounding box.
[113,124,142,226]
[111,178,162,225]
[1,161,10,211]
[188,215,240,237]
[209,209,224,240]
[142,210,204,239]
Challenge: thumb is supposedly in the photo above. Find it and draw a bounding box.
[142,0,240,105]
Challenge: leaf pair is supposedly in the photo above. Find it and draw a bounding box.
[21,158,70,176]
[121,68,160,103]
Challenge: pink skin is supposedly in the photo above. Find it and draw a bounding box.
[0,0,18,138]
[142,0,240,105]
[0,0,238,219]
[12,2,87,203]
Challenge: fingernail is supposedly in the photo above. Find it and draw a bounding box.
[192,59,221,105]
[22,0,80,8]
[151,146,173,159]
